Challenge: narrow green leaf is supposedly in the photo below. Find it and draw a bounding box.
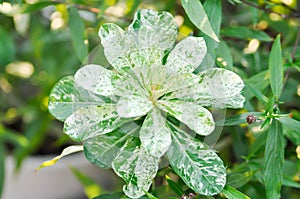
[0,27,15,66]
[144,191,158,199]
[35,145,84,172]
[246,83,269,104]
[221,26,273,41]
[269,35,283,99]
[70,167,102,199]
[282,178,300,189]
[167,123,226,196]
[277,117,300,133]
[216,112,263,126]
[264,120,284,199]
[68,7,88,62]
[165,175,184,196]
[221,185,250,199]
[243,70,269,100]
[216,40,233,71]
[203,0,222,36]
[227,170,257,188]
[181,0,219,42]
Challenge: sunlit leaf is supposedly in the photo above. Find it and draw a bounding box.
[168,68,245,109]
[83,125,139,168]
[181,0,219,42]
[64,105,128,142]
[167,123,226,195]
[158,100,215,136]
[35,145,83,172]
[117,94,152,118]
[112,138,159,199]
[269,34,283,100]
[264,120,284,199]
[166,36,207,74]
[128,9,177,51]
[140,109,172,157]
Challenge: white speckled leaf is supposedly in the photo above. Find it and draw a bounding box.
[99,23,136,72]
[83,125,139,168]
[166,36,207,74]
[117,95,152,118]
[48,76,104,121]
[140,109,172,157]
[128,9,177,51]
[112,139,159,199]
[167,68,245,109]
[158,100,215,136]
[63,105,128,141]
[167,123,226,196]
[74,64,117,97]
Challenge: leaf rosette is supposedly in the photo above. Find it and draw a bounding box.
[48,9,245,198]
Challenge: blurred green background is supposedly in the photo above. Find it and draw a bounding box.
[1,0,300,198]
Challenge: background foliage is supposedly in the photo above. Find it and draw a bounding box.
[0,0,300,198]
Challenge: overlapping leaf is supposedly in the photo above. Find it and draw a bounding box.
[167,123,226,195]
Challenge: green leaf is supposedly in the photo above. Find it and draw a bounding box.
[68,7,88,62]
[35,145,84,172]
[165,175,184,196]
[203,0,222,36]
[48,76,104,121]
[221,185,250,199]
[83,125,139,168]
[92,192,124,199]
[221,26,273,41]
[277,117,300,133]
[112,138,159,198]
[282,178,300,189]
[0,27,15,66]
[64,105,128,141]
[158,100,215,136]
[216,112,263,126]
[216,40,233,71]
[227,170,257,188]
[181,0,219,42]
[269,34,283,100]
[70,167,102,199]
[167,123,226,196]
[246,83,269,104]
[140,109,172,157]
[243,70,269,100]
[166,36,207,74]
[264,120,284,199]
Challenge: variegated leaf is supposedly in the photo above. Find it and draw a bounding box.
[99,23,136,72]
[48,76,104,121]
[167,68,245,109]
[167,123,226,196]
[74,64,116,96]
[64,105,128,141]
[128,9,177,52]
[166,36,207,74]
[117,94,152,118]
[158,100,215,136]
[83,125,139,168]
[112,138,159,198]
[140,109,172,157]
